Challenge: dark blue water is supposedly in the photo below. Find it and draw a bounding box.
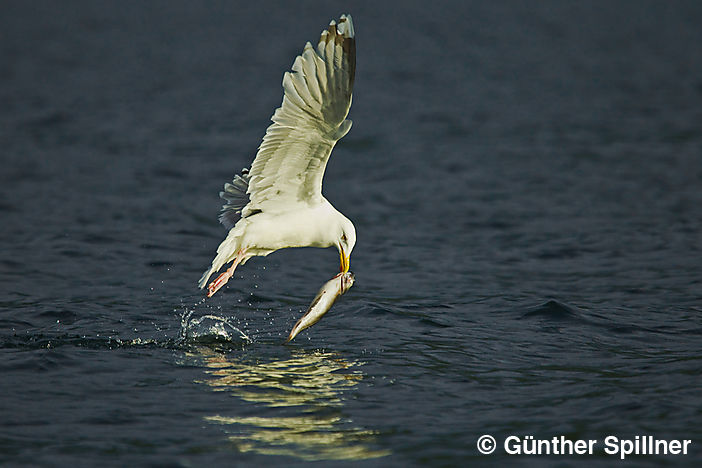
[2,1,702,466]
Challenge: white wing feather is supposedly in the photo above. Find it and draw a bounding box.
[243,14,355,216]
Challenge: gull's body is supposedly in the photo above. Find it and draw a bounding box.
[199,14,357,297]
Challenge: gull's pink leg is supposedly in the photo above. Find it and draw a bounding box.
[207,249,246,298]
[207,264,235,298]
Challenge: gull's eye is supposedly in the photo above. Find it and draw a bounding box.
[341,234,347,242]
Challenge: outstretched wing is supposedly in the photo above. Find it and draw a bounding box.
[241,14,355,216]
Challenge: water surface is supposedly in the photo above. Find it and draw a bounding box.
[1,1,701,466]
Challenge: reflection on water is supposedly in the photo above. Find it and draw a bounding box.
[191,348,390,461]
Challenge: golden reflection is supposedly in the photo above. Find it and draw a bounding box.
[191,348,390,461]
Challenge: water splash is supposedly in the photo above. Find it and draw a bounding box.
[179,309,252,346]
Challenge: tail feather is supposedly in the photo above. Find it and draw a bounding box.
[198,227,244,288]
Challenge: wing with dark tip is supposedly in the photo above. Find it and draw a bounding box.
[241,14,355,216]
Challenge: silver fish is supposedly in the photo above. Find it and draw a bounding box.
[286,271,355,342]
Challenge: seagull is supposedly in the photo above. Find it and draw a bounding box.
[199,14,357,298]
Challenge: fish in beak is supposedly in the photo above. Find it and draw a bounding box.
[286,271,355,342]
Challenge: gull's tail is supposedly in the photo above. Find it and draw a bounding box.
[198,226,245,289]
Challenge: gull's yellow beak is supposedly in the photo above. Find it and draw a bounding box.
[339,248,350,273]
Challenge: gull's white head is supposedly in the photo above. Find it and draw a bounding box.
[337,216,356,273]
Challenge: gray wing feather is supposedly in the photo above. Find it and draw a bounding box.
[218,168,253,230]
